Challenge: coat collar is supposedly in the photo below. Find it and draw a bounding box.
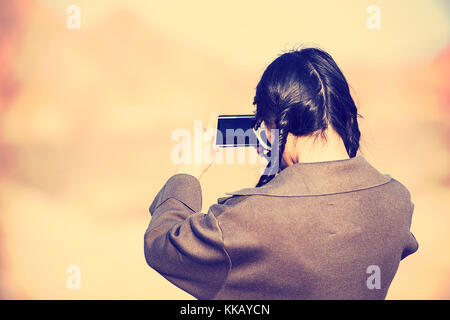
[222,156,391,199]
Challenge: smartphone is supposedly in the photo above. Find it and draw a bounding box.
[215,114,258,147]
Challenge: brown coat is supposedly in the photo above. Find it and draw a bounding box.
[144,156,418,299]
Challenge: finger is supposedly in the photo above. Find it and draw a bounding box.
[206,112,219,130]
[203,112,219,144]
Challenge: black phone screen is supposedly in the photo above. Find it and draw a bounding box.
[216,115,258,147]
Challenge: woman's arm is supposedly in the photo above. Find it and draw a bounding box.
[401,232,419,260]
[144,173,231,300]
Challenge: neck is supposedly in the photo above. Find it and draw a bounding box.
[282,129,350,167]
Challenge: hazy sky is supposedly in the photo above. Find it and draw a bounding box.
[41,0,450,69]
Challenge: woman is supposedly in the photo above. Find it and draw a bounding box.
[144,47,418,300]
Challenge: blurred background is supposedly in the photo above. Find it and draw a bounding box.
[0,0,449,299]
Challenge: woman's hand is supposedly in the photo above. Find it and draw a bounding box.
[175,113,218,180]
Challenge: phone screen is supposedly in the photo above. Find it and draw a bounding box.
[216,115,258,147]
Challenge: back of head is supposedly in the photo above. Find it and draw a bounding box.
[254,47,361,187]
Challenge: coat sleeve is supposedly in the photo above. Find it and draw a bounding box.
[401,232,419,260]
[144,173,232,300]
[401,201,419,260]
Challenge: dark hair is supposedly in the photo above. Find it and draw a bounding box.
[254,47,361,187]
